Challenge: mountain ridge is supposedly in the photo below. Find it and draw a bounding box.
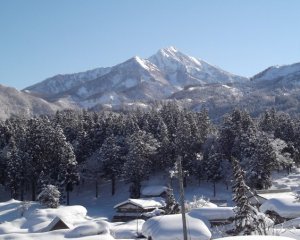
[23,47,247,109]
[0,47,299,120]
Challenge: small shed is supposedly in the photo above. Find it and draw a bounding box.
[141,185,169,198]
[113,198,166,222]
[42,216,73,232]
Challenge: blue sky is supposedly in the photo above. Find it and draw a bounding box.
[0,0,300,89]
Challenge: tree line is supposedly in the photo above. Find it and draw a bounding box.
[1,102,300,204]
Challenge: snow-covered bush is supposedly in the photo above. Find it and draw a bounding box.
[165,188,179,214]
[18,201,31,217]
[37,184,61,208]
[186,195,216,211]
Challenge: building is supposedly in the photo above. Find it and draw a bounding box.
[41,216,73,232]
[113,197,166,222]
[249,188,293,206]
[141,185,169,198]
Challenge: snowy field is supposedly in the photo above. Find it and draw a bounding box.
[1,170,300,239]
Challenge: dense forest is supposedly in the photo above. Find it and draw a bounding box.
[0,102,299,205]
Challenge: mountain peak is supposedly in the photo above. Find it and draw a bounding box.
[132,55,144,63]
[161,46,178,53]
[156,46,180,59]
[128,56,157,71]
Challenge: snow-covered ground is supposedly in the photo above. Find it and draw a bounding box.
[2,169,300,239]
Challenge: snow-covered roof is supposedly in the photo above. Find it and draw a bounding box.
[114,197,166,209]
[65,220,111,238]
[274,216,300,229]
[260,198,300,218]
[111,219,145,239]
[41,216,73,232]
[141,185,168,196]
[142,214,211,240]
[188,207,235,221]
[256,191,295,201]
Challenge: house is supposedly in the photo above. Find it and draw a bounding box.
[188,207,235,226]
[249,188,294,206]
[41,216,73,232]
[141,185,169,198]
[113,197,166,222]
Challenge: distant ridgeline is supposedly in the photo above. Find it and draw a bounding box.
[1,47,300,120]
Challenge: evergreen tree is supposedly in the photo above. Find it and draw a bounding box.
[259,108,276,133]
[26,118,79,203]
[98,134,124,195]
[124,130,159,198]
[6,138,24,199]
[165,187,179,214]
[155,117,173,170]
[219,109,254,161]
[247,134,276,189]
[205,142,222,197]
[233,128,257,169]
[37,184,60,208]
[231,158,267,235]
[175,112,196,186]
[196,108,211,145]
[274,113,295,143]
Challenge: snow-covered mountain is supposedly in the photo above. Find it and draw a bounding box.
[24,67,111,98]
[0,84,64,120]
[148,46,247,88]
[252,63,300,82]
[1,47,300,120]
[23,47,248,109]
[251,62,300,92]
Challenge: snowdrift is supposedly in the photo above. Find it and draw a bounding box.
[188,207,235,221]
[141,213,211,240]
[215,236,296,240]
[260,198,300,219]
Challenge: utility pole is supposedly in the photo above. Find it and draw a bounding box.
[177,156,188,240]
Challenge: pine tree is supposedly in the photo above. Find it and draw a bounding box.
[98,134,124,195]
[37,184,61,208]
[205,142,222,197]
[175,112,196,186]
[259,109,276,133]
[6,138,24,199]
[274,113,295,143]
[247,134,276,189]
[155,117,173,170]
[231,157,267,235]
[196,108,211,145]
[165,187,179,214]
[25,118,79,203]
[124,130,159,198]
[219,109,255,161]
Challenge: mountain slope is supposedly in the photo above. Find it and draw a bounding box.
[251,62,300,90]
[22,47,248,109]
[42,56,176,108]
[24,67,111,98]
[0,84,62,120]
[148,46,248,88]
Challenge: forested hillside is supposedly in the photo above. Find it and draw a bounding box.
[0,103,299,204]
